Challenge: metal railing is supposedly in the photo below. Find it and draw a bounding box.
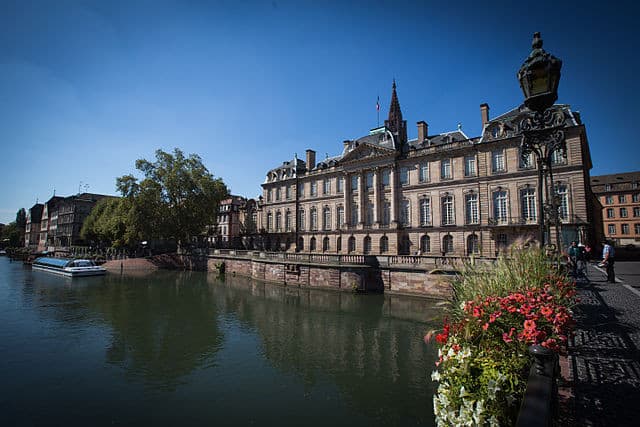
[516,345,559,427]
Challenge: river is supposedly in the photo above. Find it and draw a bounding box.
[0,257,442,426]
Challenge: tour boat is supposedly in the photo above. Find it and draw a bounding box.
[32,257,107,277]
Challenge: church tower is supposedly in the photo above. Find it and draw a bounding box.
[384,80,408,148]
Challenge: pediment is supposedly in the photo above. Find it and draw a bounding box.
[339,143,396,165]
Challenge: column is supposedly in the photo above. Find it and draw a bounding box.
[390,164,397,227]
[359,171,366,229]
[373,168,380,227]
[343,173,350,229]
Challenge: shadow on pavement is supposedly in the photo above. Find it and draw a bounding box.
[569,276,640,426]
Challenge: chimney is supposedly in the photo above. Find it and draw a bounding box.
[416,121,428,142]
[480,103,490,127]
[306,149,316,170]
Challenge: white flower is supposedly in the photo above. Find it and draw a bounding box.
[431,370,441,382]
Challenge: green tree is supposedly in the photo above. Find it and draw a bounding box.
[116,148,228,246]
[1,222,22,247]
[16,208,26,229]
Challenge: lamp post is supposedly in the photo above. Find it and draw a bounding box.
[517,32,566,251]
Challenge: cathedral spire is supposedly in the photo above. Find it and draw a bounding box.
[384,79,407,147]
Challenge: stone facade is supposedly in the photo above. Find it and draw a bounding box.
[257,83,595,256]
[24,203,43,250]
[591,171,640,247]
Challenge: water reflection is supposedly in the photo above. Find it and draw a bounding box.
[1,259,442,426]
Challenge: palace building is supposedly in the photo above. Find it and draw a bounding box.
[257,82,595,256]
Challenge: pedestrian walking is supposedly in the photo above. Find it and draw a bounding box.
[600,240,616,283]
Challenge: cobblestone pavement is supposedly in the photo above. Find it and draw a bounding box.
[569,262,640,426]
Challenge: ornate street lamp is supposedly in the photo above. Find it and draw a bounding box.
[518,32,562,113]
[517,32,566,250]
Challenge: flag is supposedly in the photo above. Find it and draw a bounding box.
[376,96,380,111]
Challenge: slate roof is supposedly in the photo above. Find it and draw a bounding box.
[591,172,640,193]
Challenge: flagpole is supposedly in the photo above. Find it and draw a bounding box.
[376,95,380,127]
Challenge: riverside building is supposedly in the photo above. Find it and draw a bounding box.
[591,171,640,247]
[258,82,595,256]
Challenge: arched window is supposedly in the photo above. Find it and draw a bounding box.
[420,235,430,253]
[363,236,372,254]
[399,234,411,255]
[467,234,479,255]
[297,237,304,251]
[310,237,316,251]
[443,235,454,254]
[380,236,389,253]
[337,236,342,252]
[348,236,356,253]
[323,236,330,252]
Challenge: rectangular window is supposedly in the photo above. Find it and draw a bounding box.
[633,193,640,203]
[519,151,534,169]
[400,200,410,227]
[419,162,430,182]
[311,181,317,197]
[420,198,431,226]
[521,188,537,222]
[634,207,640,217]
[619,195,626,203]
[556,185,569,220]
[351,175,358,192]
[276,187,281,201]
[381,169,390,187]
[337,206,345,228]
[366,172,374,191]
[621,207,628,218]
[400,167,409,186]
[323,178,330,195]
[266,189,272,202]
[298,183,305,198]
[605,184,612,191]
[441,159,452,180]
[382,201,391,226]
[622,223,630,234]
[493,190,508,223]
[551,148,566,165]
[633,182,639,189]
[365,203,374,226]
[351,203,359,225]
[608,224,616,235]
[464,155,476,177]
[337,177,344,193]
[605,195,613,204]
[492,150,506,173]
[607,208,615,218]
[465,193,479,224]
[286,185,292,200]
[635,223,640,234]
[298,210,305,230]
[441,195,455,225]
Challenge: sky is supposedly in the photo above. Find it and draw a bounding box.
[1,0,638,224]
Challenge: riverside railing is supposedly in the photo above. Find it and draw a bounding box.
[516,345,559,427]
[207,249,496,268]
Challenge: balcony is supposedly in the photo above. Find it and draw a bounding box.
[488,217,538,226]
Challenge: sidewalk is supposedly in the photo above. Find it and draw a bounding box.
[568,264,640,426]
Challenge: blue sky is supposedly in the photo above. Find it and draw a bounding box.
[1,0,638,224]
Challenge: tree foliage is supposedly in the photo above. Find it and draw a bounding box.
[15,208,26,229]
[1,222,22,247]
[103,148,229,246]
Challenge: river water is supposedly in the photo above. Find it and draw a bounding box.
[0,257,442,426]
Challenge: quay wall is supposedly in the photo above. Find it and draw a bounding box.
[201,254,457,298]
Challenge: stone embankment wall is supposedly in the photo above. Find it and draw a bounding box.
[205,255,454,298]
